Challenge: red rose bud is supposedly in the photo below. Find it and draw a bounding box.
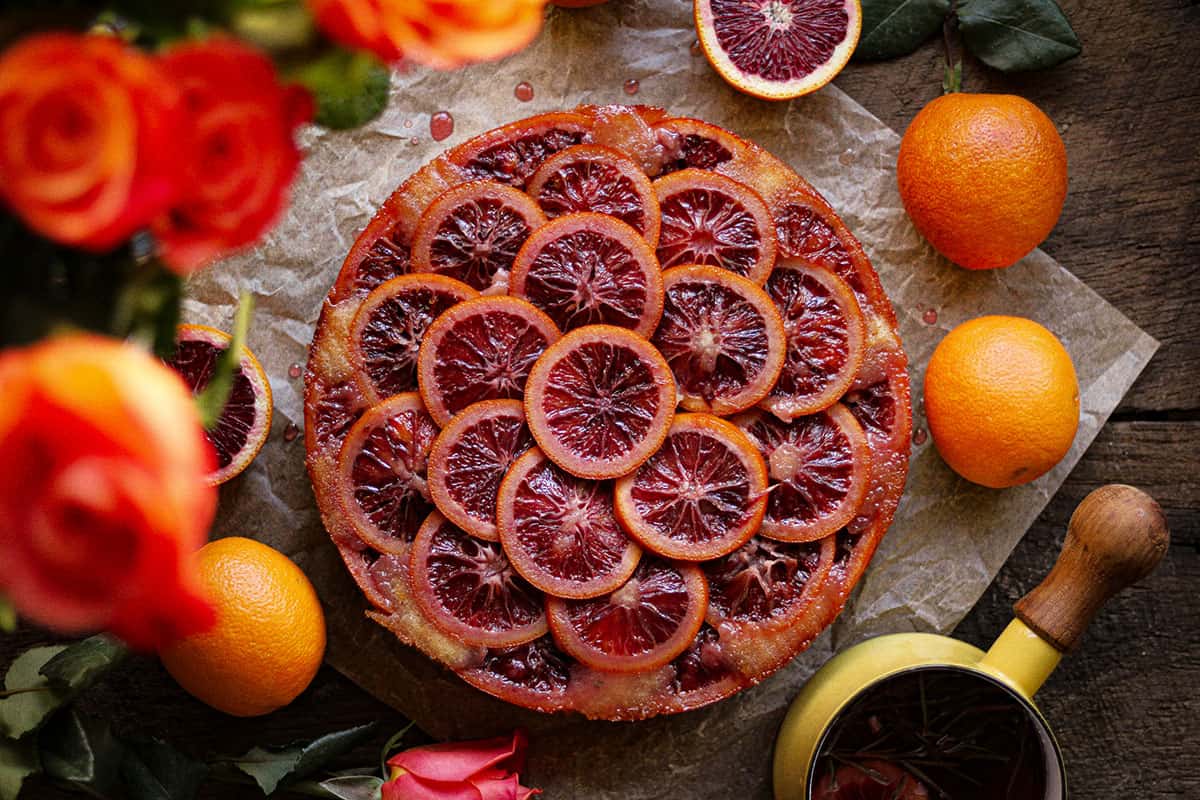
[383,729,541,800]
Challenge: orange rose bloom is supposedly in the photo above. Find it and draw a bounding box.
[152,39,313,273]
[0,34,182,251]
[308,0,548,69]
[0,335,217,650]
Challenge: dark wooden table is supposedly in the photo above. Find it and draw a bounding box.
[7,1,1198,797]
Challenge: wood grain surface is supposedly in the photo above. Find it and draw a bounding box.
[5,0,1198,797]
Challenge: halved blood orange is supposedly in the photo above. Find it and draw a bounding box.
[509,212,665,337]
[654,169,777,284]
[427,399,533,541]
[409,511,548,648]
[703,534,834,631]
[168,324,273,486]
[546,559,709,673]
[449,111,592,187]
[336,392,439,554]
[526,144,662,244]
[651,264,786,415]
[734,405,870,542]
[652,117,748,175]
[761,260,865,420]
[615,414,767,561]
[417,295,561,426]
[524,324,676,479]
[349,274,479,404]
[496,447,641,598]
[410,181,547,294]
[694,0,862,102]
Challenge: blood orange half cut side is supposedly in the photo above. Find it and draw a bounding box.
[168,324,273,486]
[509,212,665,337]
[694,0,862,102]
[652,264,786,415]
[409,511,548,648]
[546,558,708,673]
[336,392,439,554]
[410,181,547,294]
[654,168,777,284]
[703,534,834,631]
[417,295,562,426]
[449,112,593,187]
[734,405,871,542]
[615,414,767,561]
[427,399,533,541]
[524,324,676,479]
[761,260,865,420]
[497,447,641,598]
[349,274,479,404]
[527,144,662,244]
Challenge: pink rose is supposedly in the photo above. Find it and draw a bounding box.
[383,730,540,800]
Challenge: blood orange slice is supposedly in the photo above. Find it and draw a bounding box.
[336,392,439,553]
[409,511,548,648]
[694,0,862,102]
[761,260,865,420]
[772,191,872,306]
[497,448,641,598]
[652,264,786,415]
[546,559,708,673]
[652,117,748,175]
[349,275,479,404]
[417,295,561,426]
[812,760,930,800]
[524,325,676,479]
[703,534,834,630]
[615,414,767,561]
[449,112,592,187]
[410,181,546,294]
[734,405,870,542]
[526,144,661,244]
[509,213,665,337]
[427,399,533,541]
[168,324,272,486]
[654,169,777,284]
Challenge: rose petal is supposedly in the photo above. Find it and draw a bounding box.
[388,730,528,783]
[382,770,482,800]
[472,769,542,800]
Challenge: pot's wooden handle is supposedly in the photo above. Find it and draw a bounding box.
[1014,484,1168,653]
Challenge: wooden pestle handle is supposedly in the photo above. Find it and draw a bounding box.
[1015,484,1169,653]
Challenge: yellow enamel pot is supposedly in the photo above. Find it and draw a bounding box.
[773,484,1169,800]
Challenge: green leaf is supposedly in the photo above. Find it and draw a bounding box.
[295,775,385,800]
[292,49,390,130]
[377,723,413,779]
[39,637,127,691]
[194,293,254,431]
[120,738,208,800]
[225,723,377,795]
[855,0,952,60]
[37,709,125,796]
[957,0,1081,71]
[112,256,184,360]
[0,737,38,800]
[0,646,70,739]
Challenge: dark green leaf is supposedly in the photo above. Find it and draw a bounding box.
[37,709,125,796]
[292,49,390,130]
[120,738,208,800]
[112,255,185,359]
[194,293,254,431]
[226,723,377,795]
[0,737,38,800]
[377,723,414,778]
[294,775,385,800]
[855,0,951,60]
[39,637,127,691]
[0,646,70,739]
[957,0,1081,71]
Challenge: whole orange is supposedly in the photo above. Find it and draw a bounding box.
[924,316,1079,489]
[897,93,1067,270]
[159,537,326,717]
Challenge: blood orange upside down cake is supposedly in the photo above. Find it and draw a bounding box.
[304,105,910,720]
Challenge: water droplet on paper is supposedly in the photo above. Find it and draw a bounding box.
[838,150,853,166]
[690,40,702,57]
[912,428,928,446]
[430,111,454,142]
[623,79,640,96]
[409,137,420,146]
[283,422,300,443]
[922,308,938,325]
[288,363,302,379]
[403,119,414,129]
[515,81,534,102]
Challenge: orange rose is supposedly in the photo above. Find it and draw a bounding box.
[308,0,548,69]
[0,34,182,251]
[0,335,217,650]
[152,39,313,273]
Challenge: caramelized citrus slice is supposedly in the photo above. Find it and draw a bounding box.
[449,112,592,187]
[654,168,776,284]
[409,511,548,648]
[427,399,533,541]
[651,264,786,415]
[524,325,676,479]
[509,213,665,337]
[546,559,708,673]
[336,393,439,553]
[410,181,547,294]
[734,405,871,542]
[615,414,767,561]
[761,260,865,420]
[703,535,835,630]
[417,295,561,426]
[497,448,641,599]
[349,275,479,403]
[652,117,748,175]
[526,144,661,244]
[772,192,871,303]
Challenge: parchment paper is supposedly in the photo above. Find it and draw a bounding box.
[184,1,1158,797]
